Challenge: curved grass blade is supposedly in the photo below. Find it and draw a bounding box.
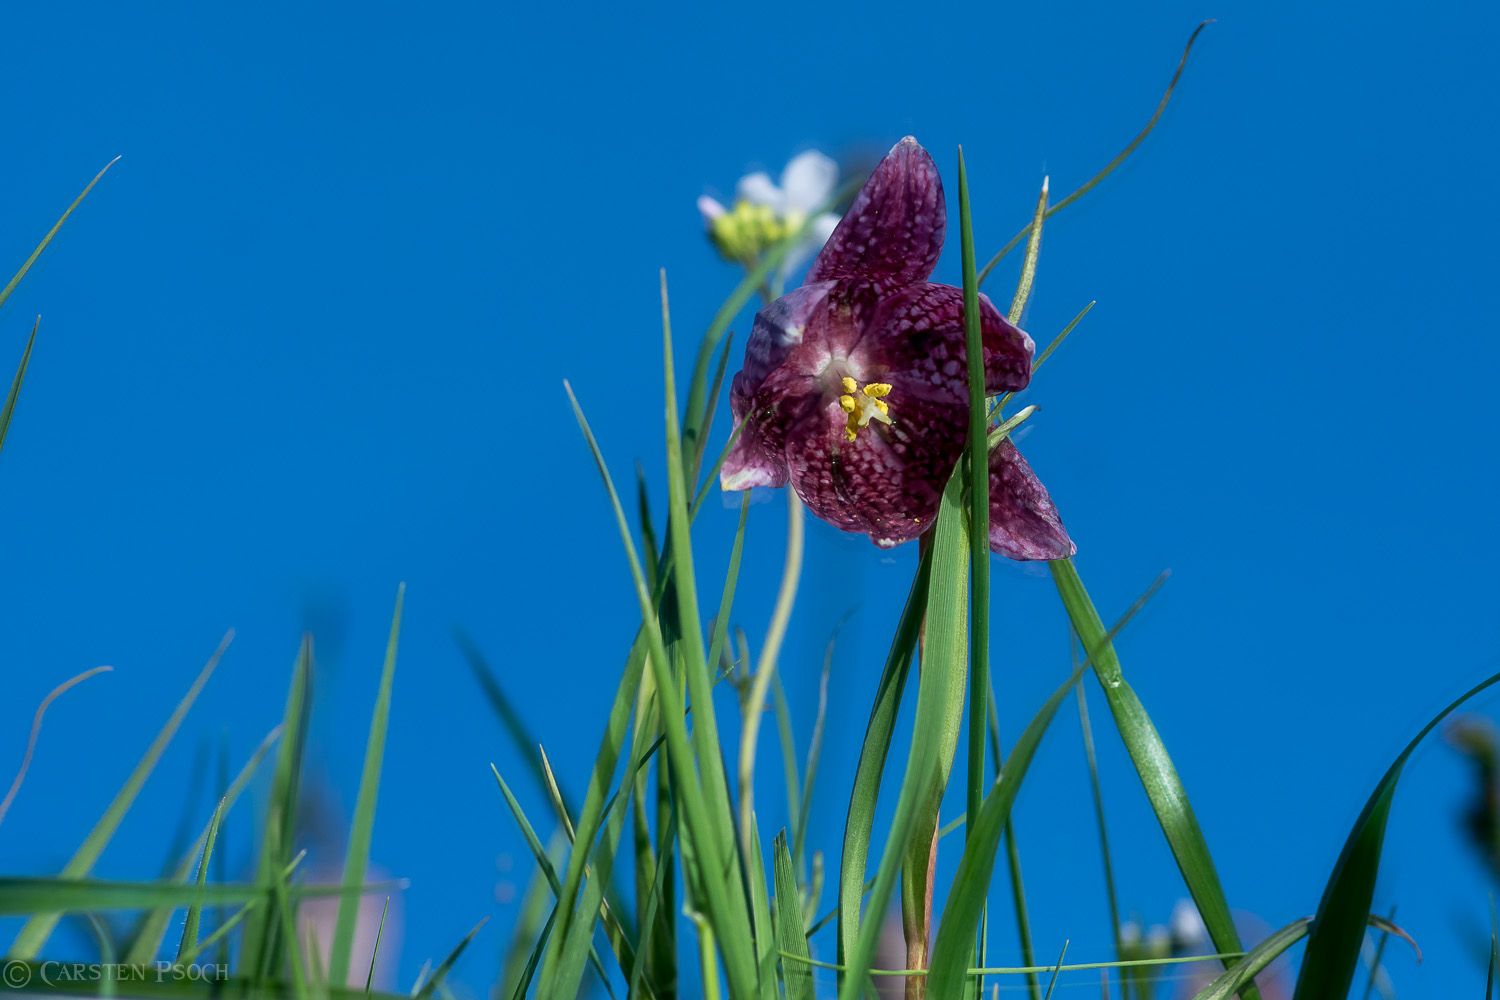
[330,584,405,986]
[837,546,932,965]
[1049,559,1254,996]
[414,918,488,1000]
[0,158,120,315]
[0,665,112,829]
[1292,671,1500,998]
[976,23,1213,286]
[774,831,814,1000]
[927,661,1086,997]
[6,631,232,960]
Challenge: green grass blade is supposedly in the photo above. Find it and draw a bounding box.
[986,685,1040,1000]
[690,331,736,487]
[629,803,679,1000]
[774,831,815,1000]
[367,896,391,993]
[6,631,231,960]
[512,904,560,1000]
[840,471,968,1000]
[1042,941,1070,1000]
[927,660,1085,997]
[994,302,1094,416]
[976,23,1213,286]
[0,877,396,914]
[492,766,624,996]
[1361,904,1396,1000]
[0,158,120,315]
[1293,670,1500,998]
[330,584,405,986]
[1049,558,1254,996]
[414,919,487,1000]
[175,898,259,965]
[123,723,280,965]
[1075,657,1127,1000]
[739,489,804,859]
[770,675,803,861]
[564,363,752,995]
[957,149,991,870]
[747,813,779,1000]
[173,797,224,962]
[0,317,39,462]
[1007,177,1049,326]
[245,635,314,983]
[837,545,932,965]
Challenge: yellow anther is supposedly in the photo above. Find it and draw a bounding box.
[837,376,895,443]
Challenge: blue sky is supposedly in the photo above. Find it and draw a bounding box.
[0,0,1496,995]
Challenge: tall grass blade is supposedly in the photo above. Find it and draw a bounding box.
[0,158,120,315]
[512,905,560,1000]
[985,685,1040,1000]
[173,797,224,962]
[367,897,391,993]
[840,469,968,1000]
[0,877,395,914]
[927,661,1085,997]
[1075,653,1127,1000]
[774,832,815,1000]
[1049,559,1253,996]
[1007,178,1049,326]
[793,633,835,881]
[1293,671,1500,998]
[837,545,932,965]
[330,584,405,986]
[0,317,39,463]
[6,631,231,960]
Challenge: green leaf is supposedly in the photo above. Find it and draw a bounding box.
[0,317,39,463]
[0,877,397,914]
[330,584,404,986]
[6,632,231,960]
[837,545,931,965]
[1049,559,1253,996]
[414,918,487,1000]
[927,660,1085,997]
[840,469,968,1000]
[173,797,224,962]
[512,904,559,1000]
[1293,669,1500,998]
[774,831,815,1000]
[0,158,119,315]
[976,23,1213,286]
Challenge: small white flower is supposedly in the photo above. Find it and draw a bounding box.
[1170,898,1207,946]
[699,149,842,282]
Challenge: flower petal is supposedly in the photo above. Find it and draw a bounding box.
[856,282,1034,405]
[784,388,966,548]
[697,195,726,225]
[806,136,944,294]
[780,150,839,214]
[720,404,789,491]
[988,439,1075,560]
[732,281,837,396]
[736,171,785,212]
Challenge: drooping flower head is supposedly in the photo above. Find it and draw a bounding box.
[698,150,842,283]
[719,137,1075,560]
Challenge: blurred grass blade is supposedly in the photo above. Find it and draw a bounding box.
[414,918,487,1000]
[0,877,396,914]
[123,723,280,965]
[927,660,1085,997]
[1293,670,1500,999]
[977,23,1213,286]
[986,685,1040,1000]
[6,631,231,960]
[839,469,968,1000]
[173,797,224,962]
[0,158,120,315]
[994,303,1094,415]
[1360,904,1396,1000]
[1075,650,1126,1000]
[628,802,679,1000]
[691,331,736,485]
[0,317,39,462]
[774,831,815,1000]
[1049,558,1253,995]
[1192,919,1312,1000]
[0,664,112,828]
[793,632,835,880]
[837,544,932,965]
[747,813,779,1000]
[512,905,560,1000]
[330,584,405,986]
[175,899,259,965]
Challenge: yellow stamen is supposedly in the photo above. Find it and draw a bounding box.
[838,377,895,442]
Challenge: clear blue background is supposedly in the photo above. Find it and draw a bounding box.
[0,1,1496,996]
